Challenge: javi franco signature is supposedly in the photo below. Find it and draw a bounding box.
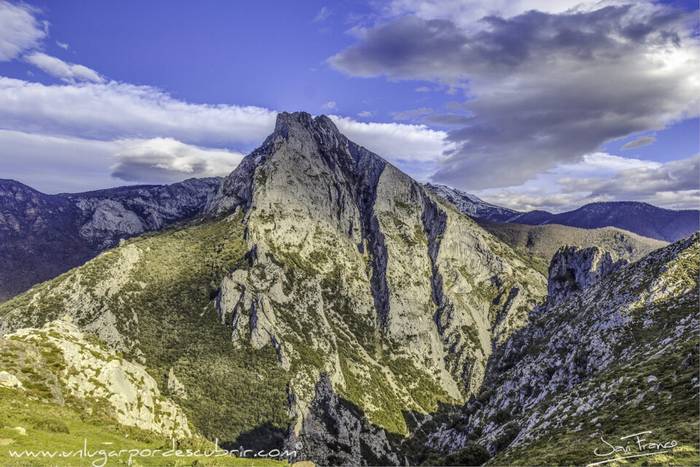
[586,430,677,466]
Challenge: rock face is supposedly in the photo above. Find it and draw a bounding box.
[547,246,626,305]
[208,112,545,443]
[294,374,402,466]
[423,234,700,465]
[0,177,220,301]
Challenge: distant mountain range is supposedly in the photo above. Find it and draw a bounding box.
[0,178,219,301]
[427,183,699,242]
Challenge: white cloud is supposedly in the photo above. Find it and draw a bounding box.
[357,110,373,118]
[111,137,243,183]
[322,100,337,110]
[0,77,277,146]
[0,75,458,190]
[331,115,453,164]
[0,2,45,61]
[387,0,624,30]
[476,153,699,211]
[0,129,243,192]
[0,129,120,193]
[56,40,68,50]
[313,6,331,23]
[25,52,104,83]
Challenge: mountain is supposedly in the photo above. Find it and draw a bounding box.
[1,112,696,466]
[0,112,546,465]
[428,184,699,242]
[0,177,220,301]
[511,202,699,242]
[425,184,521,223]
[418,234,699,465]
[478,221,667,275]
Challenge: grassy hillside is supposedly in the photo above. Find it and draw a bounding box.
[0,389,285,466]
[0,215,291,446]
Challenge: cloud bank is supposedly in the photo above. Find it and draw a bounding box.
[0,76,454,191]
[331,1,700,190]
[477,153,699,211]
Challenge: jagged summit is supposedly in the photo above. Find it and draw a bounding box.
[207,111,388,216]
[273,111,341,141]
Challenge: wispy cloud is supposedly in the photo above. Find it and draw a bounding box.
[25,52,104,83]
[0,77,277,146]
[111,138,244,183]
[477,153,700,211]
[0,76,454,191]
[622,135,656,150]
[391,107,432,121]
[313,6,331,23]
[0,2,46,61]
[331,115,453,163]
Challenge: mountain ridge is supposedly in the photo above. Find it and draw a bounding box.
[427,183,699,242]
[0,177,220,301]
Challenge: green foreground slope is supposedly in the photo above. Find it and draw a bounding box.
[0,215,291,447]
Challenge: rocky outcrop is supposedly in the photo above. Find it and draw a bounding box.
[294,374,402,466]
[547,245,626,305]
[425,183,521,223]
[4,319,191,438]
[0,177,220,301]
[424,235,700,463]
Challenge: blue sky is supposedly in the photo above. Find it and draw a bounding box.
[0,0,697,211]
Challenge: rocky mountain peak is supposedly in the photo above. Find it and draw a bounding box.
[547,245,626,304]
[269,112,346,154]
[207,111,385,216]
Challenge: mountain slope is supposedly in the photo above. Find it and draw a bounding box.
[425,184,521,222]
[0,112,546,465]
[479,221,667,275]
[423,234,699,465]
[0,178,220,301]
[428,184,699,242]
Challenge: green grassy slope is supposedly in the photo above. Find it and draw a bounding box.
[0,215,290,446]
[0,388,285,466]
